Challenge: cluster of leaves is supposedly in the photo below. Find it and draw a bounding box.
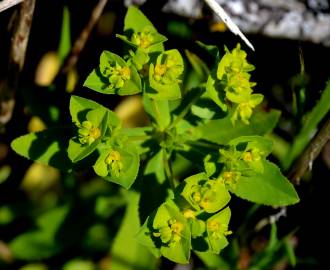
[11,6,299,264]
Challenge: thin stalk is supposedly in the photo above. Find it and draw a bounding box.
[60,0,108,74]
[187,140,221,150]
[163,149,176,190]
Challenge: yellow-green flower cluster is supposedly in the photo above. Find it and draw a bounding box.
[131,26,155,50]
[218,139,269,189]
[151,49,184,86]
[102,62,131,89]
[217,44,263,124]
[184,176,230,213]
[77,120,101,145]
[153,218,185,247]
[104,150,123,177]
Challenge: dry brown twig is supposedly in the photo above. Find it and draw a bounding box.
[289,116,330,184]
[60,0,108,74]
[0,0,36,127]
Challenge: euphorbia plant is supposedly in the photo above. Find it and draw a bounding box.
[11,6,299,264]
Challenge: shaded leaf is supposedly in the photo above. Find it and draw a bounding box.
[284,79,330,169]
[9,206,69,260]
[11,128,72,171]
[58,6,71,62]
[198,109,280,145]
[111,192,157,270]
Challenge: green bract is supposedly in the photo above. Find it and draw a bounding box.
[128,49,150,71]
[137,200,191,264]
[181,173,231,213]
[117,26,167,53]
[205,207,231,254]
[84,51,141,95]
[68,96,113,162]
[93,144,139,189]
[148,49,184,100]
[230,93,263,124]
[152,201,191,263]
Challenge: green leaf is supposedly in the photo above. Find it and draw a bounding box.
[232,161,299,206]
[189,219,206,237]
[195,251,230,269]
[120,127,153,155]
[124,6,156,34]
[206,70,227,112]
[58,6,71,62]
[142,95,171,130]
[69,95,119,125]
[135,216,161,258]
[11,128,72,171]
[191,95,226,120]
[184,50,209,81]
[111,192,157,270]
[198,109,281,145]
[196,41,220,59]
[229,136,273,157]
[93,144,140,189]
[284,79,330,169]
[144,149,166,184]
[62,259,95,270]
[138,149,169,222]
[9,205,69,260]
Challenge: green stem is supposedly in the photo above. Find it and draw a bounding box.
[127,135,151,141]
[152,98,165,131]
[168,88,203,129]
[163,149,176,190]
[187,140,221,150]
